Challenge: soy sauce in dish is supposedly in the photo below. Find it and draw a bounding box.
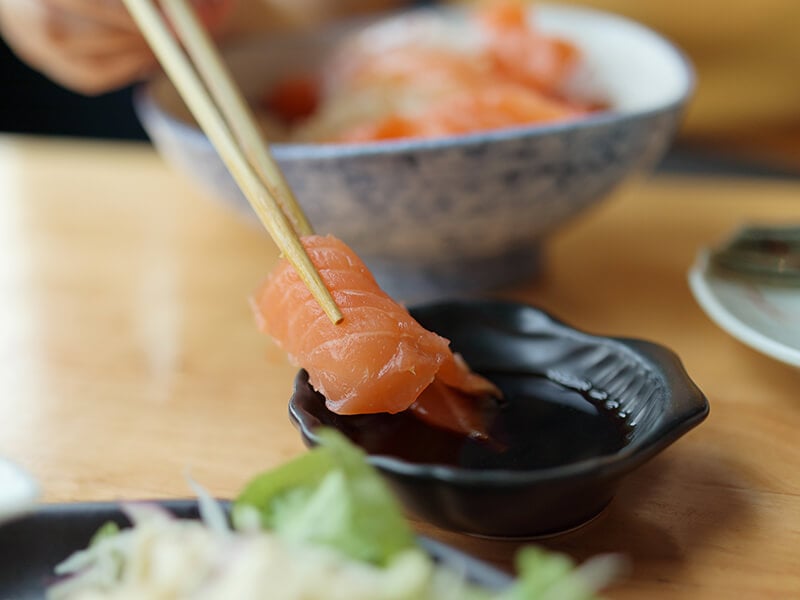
[321,371,633,471]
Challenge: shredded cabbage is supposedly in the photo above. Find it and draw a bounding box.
[48,507,473,600]
[48,430,621,599]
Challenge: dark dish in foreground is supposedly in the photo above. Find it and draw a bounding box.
[290,300,709,538]
[0,502,509,599]
[8,432,617,599]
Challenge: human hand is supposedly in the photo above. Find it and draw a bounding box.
[0,0,235,95]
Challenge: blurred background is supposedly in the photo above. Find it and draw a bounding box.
[571,0,800,175]
[1,0,799,175]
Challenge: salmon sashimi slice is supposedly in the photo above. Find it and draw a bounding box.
[278,0,594,144]
[477,0,581,94]
[253,235,500,421]
[410,379,496,442]
[336,83,586,143]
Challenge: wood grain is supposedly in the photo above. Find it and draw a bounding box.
[0,135,798,597]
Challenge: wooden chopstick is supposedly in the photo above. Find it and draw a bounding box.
[122,0,342,324]
[161,0,313,238]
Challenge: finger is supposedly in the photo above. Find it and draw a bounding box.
[25,43,156,94]
[40,0,138,30]
[39,0,236,35]
[74,50,157,94]
[44,8,151,56]
[0,0,235,94]
[43,0,237,33]
[0,0,155,94]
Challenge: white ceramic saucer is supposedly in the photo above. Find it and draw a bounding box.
[688,250,800,367]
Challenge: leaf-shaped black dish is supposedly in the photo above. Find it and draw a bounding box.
[289,300,709,538]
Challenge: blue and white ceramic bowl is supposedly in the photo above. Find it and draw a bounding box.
[135,4,693,301]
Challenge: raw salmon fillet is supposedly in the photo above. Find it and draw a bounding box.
[273,0,593,144]
[253,235,498,418]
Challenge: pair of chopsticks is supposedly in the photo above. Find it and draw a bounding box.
[122,0,343,324]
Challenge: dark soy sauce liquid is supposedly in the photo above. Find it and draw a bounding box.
[327,372,633,470]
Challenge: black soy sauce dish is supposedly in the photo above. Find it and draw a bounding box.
[289,300,709,539]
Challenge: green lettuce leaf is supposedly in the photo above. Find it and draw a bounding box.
[500,547,611,600]
[232,429,415,565]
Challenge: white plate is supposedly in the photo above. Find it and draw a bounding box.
[688,250,800,367]
[0,458,38,525]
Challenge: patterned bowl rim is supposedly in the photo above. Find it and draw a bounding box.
[134,3,695,162]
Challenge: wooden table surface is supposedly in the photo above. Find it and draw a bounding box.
[1,135,799,598]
